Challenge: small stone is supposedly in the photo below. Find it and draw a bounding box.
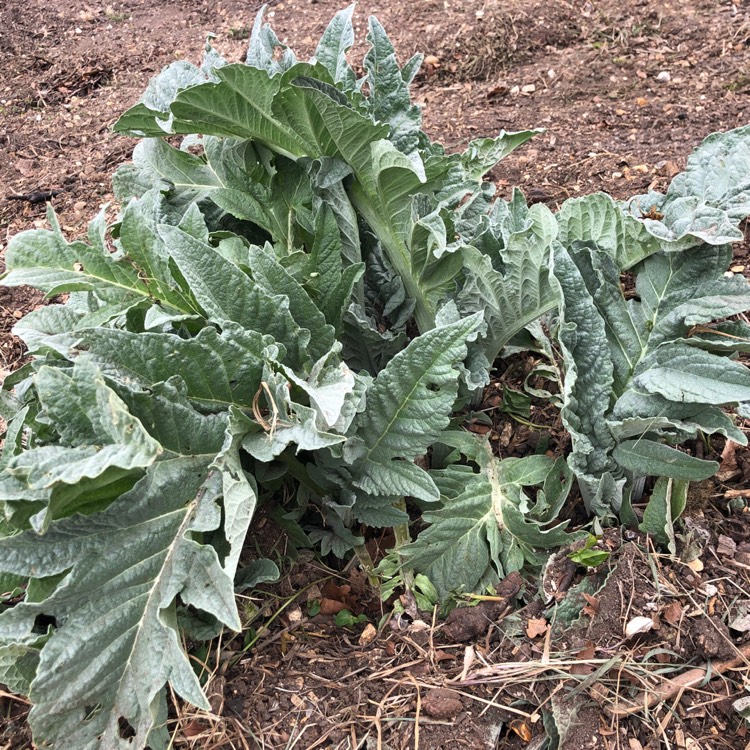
[521,84,536,94]
[510,85,520,96]
[656,71,671,83]
[625,616,654,637]
[731,265,745,273]
[731,613,750,632]
[286,605,303,625]
[358,623,377,646]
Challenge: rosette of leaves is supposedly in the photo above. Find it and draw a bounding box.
[2,5,750,747]
[399,432,582,600]
[552,163,750,522]
[0,179,487,747]
[0,188,352,746]
[0,6,529,736]
[111,4,548,374]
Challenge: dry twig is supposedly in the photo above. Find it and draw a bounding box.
[608,640,750,717]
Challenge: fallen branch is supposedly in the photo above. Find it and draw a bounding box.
[608,640,750,717]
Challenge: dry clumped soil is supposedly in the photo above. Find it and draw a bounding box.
[2,0,750,748]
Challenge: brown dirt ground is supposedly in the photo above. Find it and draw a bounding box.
[2,0,750,748]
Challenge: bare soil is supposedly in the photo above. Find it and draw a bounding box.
[2,0,750,748]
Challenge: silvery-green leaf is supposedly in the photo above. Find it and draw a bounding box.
[3,207,147,302]
[158,224,309,367]
[12,305,84,357]
[308,204,365,331]
[234,559,280,593]
[117,188,201,310]
[557,192,661,269]
[283,348,357,429]
[435,300,491,391]
[610,389,746,444]
[211,410,257,578]
[294,84,457,331]
[347,314,483,507]
[113,60,213,136]
[634,342,750,404]
[408,195,466,312]
[200,35,226,76]
[2,363,161,530]
[314,4,357,91]
[402,437,576,600]
[636,245,733,319]
[553,237,750,512]
[137,40,462,334]
[0,642,40,697]
[640,476,688,554]
[245,243,335,361]
[307,513,363,558]
[0,459,239,750]
[340,304,407,375]
[613,440,718,481]
[400,463,501,598]
[210,155,314,250]
[562,244,644,396]
[77,323,272,412]
[624,125,750,249]
[125,139,223,197]
[169,63,315,159]
[460,130,541,179]
[361,238,414,330]
[246,5,297,75]
[116,378,227,457]
[241,370,345,462]
[0,403,28,473]
[307,160,361,266]
[550,244,618,503]
[363,17,422,157]
[458,192,558,364]
[681,319,750,353]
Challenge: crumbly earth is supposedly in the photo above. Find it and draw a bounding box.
[2,0,750,748]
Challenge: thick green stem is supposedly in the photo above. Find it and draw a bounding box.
[353,544,380,588]
[393,499,411,549]
[391,498,416,591]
